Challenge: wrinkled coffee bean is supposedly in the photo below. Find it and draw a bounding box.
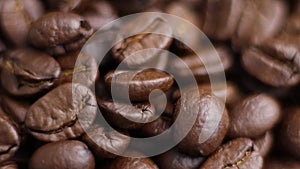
[82,124,130,158]
[0,49,60,97]
[1,95,29,124]
[0,161,18,169]
[263,156,300,169]
[279,107,300,158]
[0,0,44,46]
[173,87,229,156]
[29,140,95,169]
[108,156,159,169]
[55,51,98,88]
[228,94,280,138]
[0,108,21,163]
[104,69,174,101]
[25,83,97,142]
[28,12,93,55]
[254,131,273,157]
[98,99,156,130]
[200,138,263,169]
[46,0,90,13]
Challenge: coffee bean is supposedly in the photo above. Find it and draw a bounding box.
[140,116,172,137]
[98,99,156,130]
[0,108,21,163]
[104,69,174,101]
[25,83,97,142]
[228,94,280,138]
[46,0,91,13]
[0,49,61,97]
[0,0,44,46]
[29,140,95,169]
[1,95,29,124]
[109,0,160,14]
[55,51,98,88]
[263,156,300,169]
[173,87,229,156]
[0,161,18,169]
[28,12,93,55]
[254,131,273,157]
[200,138,263,169]
[82,124,131,158]
[154,149,205,169]
[279,107,300,158]
[108,156,159,169]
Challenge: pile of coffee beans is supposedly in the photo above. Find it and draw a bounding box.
[0,0,300,169]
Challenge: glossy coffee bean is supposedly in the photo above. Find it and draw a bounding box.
[228,94,280,138]
[104,69,174,101]
[0,0,44,46]
[173,87,229,156]
[82,124,130,158]
[0,49,61,97]
[25,83,97,142]
[1,95,29,124]
[0,108,21,163]
[98,99,156,130]
[254,131,273,157]
[279,107,300,158]
[0,162,18,169]
[242,38,300,87]
[140,116,172,137]
[154,149,205,169]
[46,0,91,13]
[29,140,95,169]
[28,12,93,55]
[55,51,98,88]
[108,156,159,169]
[263,156,300,169]
[200,138,263,169]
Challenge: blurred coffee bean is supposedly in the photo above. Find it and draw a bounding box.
[104,69,173,102]
[254,131,273,157]
[232,0,287,51]
[108,0,160,15]
[200,138,263,169]
[82,124,130,158]
[0,0,44,46]
[263,156,300,169]
[0,40,6,54]
[0,108,21,163]
[0,161,18,169]
[173,87,229,156]
[0,49,61,97]
[107,156,158,169]
[29,140,95,169]
[28,12,93,55]
[279,107,300,158]
[55,51,98,88]
[140,116,172,137]
[98,99,156,130]
[228,94,280,138]
[46,0,91,13]
[242,38,300,87]
[25,83,97,142]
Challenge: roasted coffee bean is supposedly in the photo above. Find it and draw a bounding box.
[29,140,95,169]
[25,83,97,142]
[200,138,263,169]
[203,0,245,41]
[0,108,21,163]
[228,94,280,138]
[55,51,98,88]
[28,12,93,55]
[46,0,91,13]
[140,116,172,137]
[108,156,159,169]
[173,87,229,156]
[279,107,300,158]
[232,0,287,51]
[112,16,173,68]
[0,0,44,46]
[254,131,273,157]
[104,69,174,101]
[98,99,156,130]
[0,161,18,169]
[0,49,60,97]
[109,0,160,14]
[154,149,205,169]
[263,156,300,169]
[82,124,131,158]
[1,95,29,124]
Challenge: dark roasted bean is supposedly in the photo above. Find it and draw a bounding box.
[107,156,159,169]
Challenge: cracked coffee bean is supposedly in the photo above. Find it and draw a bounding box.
[25,83,97,142]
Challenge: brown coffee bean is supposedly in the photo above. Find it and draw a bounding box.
[29,140,95,169]
[200,138,263,169]
[82,124,131,158]
[0,161,18,169]
[242,38,300,87]
[173,87,229,156]
[104,69,174,101]
[0,49,61,97]
[228,94,280,138]
[254,131,273,157]
[140,116,172,137]
[0,0,44,46]
[28,12,93,55]
[46,0,91,13]
[263,156,300,169]
[98,99,156,130]
[25,83,97,142]
[55,51,98,88]
[279,107,300,158]
[108,156,159,169]
[109,0,160,14]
